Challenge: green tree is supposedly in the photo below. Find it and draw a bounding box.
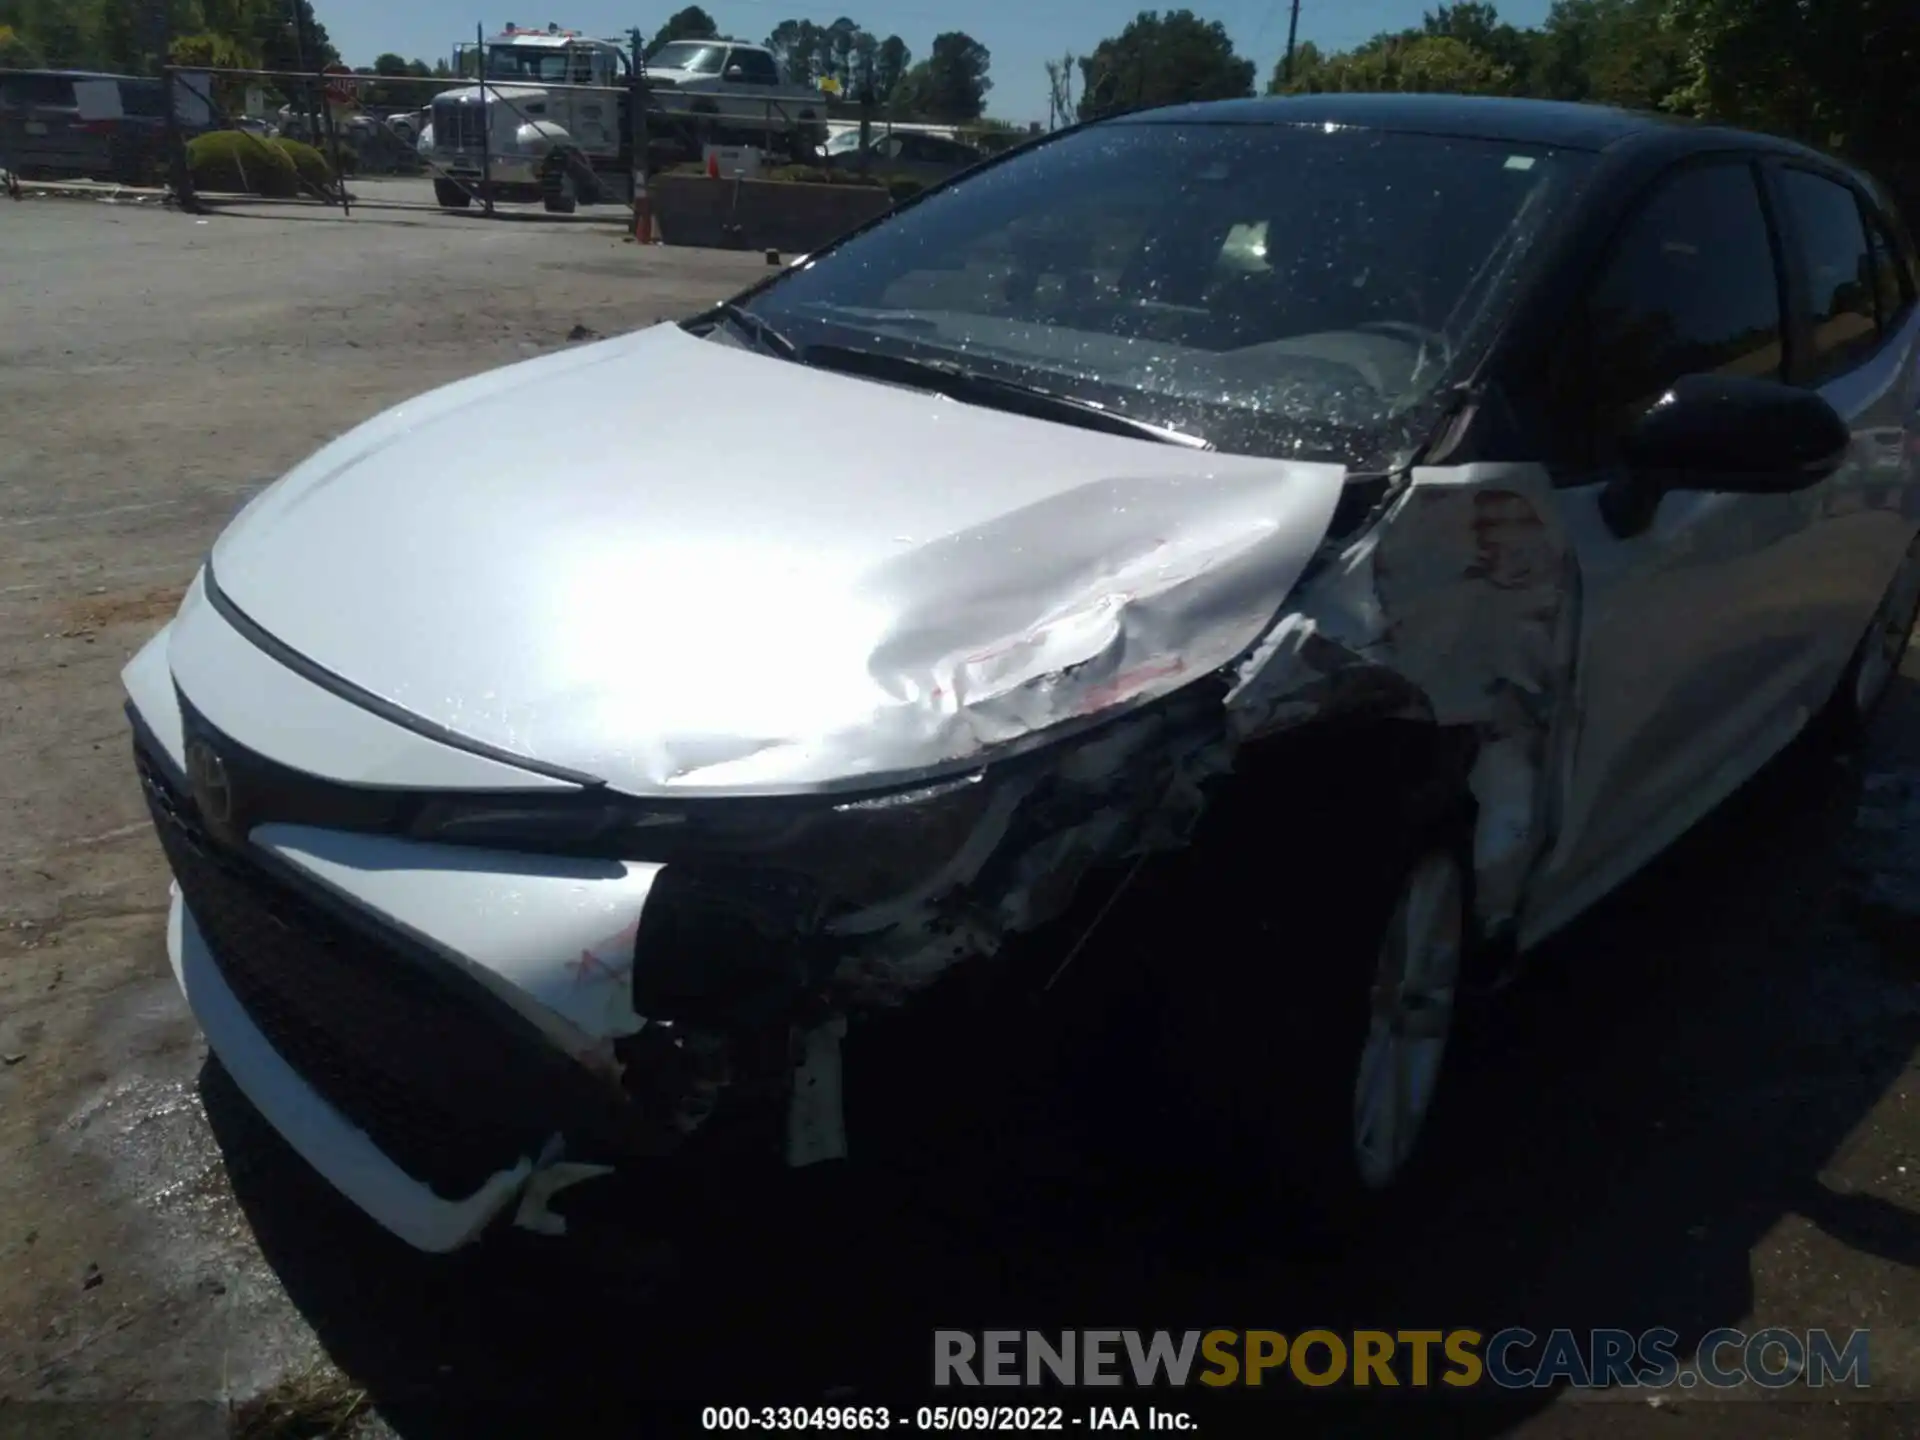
[354,51,419,107]
[872,34,910,101]
[1269,39,1324,91]
[1665,0,1918,162]
[1076,9,1255,121]
[824,16,863,86]
[1423,2,1533,84]
[766,18,827,85]
[1276,33,1515,95]
[171,30,256,110]
[0,20,39,65]
[1529,0,1684,110]
[647,5,718,60]
[895,31,991,121]
[29,5,89,67]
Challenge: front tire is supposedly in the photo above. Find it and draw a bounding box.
[433,177,472,209]
[1162,790,1474,1236]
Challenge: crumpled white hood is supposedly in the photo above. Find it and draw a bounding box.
[210,323,1346,795]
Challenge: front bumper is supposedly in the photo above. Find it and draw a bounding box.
[432,150,542,186]
[139,739,679,1249]
[121,590,808,1253]
[166,888,535,1252]
[124,569,1221,1250]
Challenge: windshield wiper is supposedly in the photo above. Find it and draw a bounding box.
[708,302,799,359]
[798,343,1213,450]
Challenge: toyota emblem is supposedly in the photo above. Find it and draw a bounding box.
[185,738,235,828]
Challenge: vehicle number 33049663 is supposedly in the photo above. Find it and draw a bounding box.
[701,1405,1080,1430]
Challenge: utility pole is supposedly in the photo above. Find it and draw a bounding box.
[1282,0,1303,85]
[290,0,321,143]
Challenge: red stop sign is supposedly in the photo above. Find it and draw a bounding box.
[322,64,356,103]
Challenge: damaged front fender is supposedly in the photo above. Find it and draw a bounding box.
[1227,464,1580,932]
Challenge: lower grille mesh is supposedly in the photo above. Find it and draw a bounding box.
[138,743,646,1200]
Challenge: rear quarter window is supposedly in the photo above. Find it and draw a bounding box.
[1775,166,1882,380]
[2,74,78,108]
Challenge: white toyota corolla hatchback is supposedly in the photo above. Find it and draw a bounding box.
[125,95,1920,1251]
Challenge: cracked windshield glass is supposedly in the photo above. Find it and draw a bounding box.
[747,120,1591,467]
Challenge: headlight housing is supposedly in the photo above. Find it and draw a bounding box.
[407,770,996,903]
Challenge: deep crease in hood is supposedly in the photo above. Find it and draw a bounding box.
[210,323,1348,796]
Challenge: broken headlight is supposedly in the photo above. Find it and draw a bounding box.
[406,770,996,902]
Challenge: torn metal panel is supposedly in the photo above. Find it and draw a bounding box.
[512,1139,617,1238]
[822,694,1232,1011]
[1227,464,1580,928]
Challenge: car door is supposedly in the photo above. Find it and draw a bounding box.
[1524,155,1837,941]
[1760,161,1920,683]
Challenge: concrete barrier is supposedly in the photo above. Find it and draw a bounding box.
[651,173,893,254]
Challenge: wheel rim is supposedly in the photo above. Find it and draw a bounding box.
[1854,552,1920,717]
[1352,852,1464,1191]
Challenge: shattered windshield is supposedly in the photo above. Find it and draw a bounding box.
[744,119,1592,467]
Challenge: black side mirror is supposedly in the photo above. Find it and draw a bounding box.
[1600,374,1851,538]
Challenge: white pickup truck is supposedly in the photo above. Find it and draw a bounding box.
[644,39,828,157]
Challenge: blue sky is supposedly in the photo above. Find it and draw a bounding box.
[318,0,1554,125]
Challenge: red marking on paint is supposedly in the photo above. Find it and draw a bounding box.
[1466,490,1550,591]
[568,948,622,987]
[569,920,639,988]
[1074,657,1188,714]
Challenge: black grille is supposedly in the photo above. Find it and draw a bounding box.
[137,742,658,1201]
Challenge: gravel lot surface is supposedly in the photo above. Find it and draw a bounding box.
[2,193,1918,1439]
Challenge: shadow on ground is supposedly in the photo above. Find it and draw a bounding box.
[202,678,1920,1437]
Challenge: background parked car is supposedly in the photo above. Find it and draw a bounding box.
[0,69,205,184]
[822,127,985,185]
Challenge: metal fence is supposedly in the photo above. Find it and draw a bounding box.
[151,59,841,226]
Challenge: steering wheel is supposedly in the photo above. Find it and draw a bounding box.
[1356,320,1453,387]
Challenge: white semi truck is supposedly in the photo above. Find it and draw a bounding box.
[423,23,829,212]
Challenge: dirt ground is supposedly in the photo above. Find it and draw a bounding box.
[3,192,1920,1439]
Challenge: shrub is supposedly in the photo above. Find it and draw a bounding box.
[273,138,336,190]
[186,130,298,197]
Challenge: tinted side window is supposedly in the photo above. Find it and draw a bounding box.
[731,49,780,85]
[1584,161,1785,443]
[120,79,167,118]
[2,74,78,107]
[1776,168,1880,379]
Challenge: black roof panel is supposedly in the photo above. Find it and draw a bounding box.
[1117,93,1746,154]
